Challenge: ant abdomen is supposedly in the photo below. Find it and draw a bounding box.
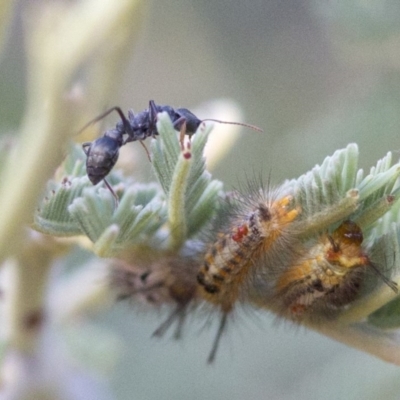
[82,128,122,185]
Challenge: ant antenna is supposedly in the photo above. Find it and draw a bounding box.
[201,119,263,133]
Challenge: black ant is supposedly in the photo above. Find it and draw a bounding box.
[81,100,262,204]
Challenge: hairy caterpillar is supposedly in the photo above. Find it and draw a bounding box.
[197,186,300,362]
[255,220,398,321]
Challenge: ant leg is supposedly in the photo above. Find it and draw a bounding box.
[126,137,151,161]
[139,140,151,162]
[78,106,131,135]
[148,100,158,134]
[149,100,157,116]
[103,178,119,208]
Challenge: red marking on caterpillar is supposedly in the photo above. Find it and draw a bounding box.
[196,185,300,362]
[232,225,249,242]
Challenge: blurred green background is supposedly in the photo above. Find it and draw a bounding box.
[2,1,400,399]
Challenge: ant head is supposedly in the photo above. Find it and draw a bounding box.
[175,108,202,134]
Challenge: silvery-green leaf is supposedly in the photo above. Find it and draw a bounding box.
[33,176,91,236]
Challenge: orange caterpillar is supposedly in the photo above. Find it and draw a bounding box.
[197,189,299,362]
[272,220,398,320]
